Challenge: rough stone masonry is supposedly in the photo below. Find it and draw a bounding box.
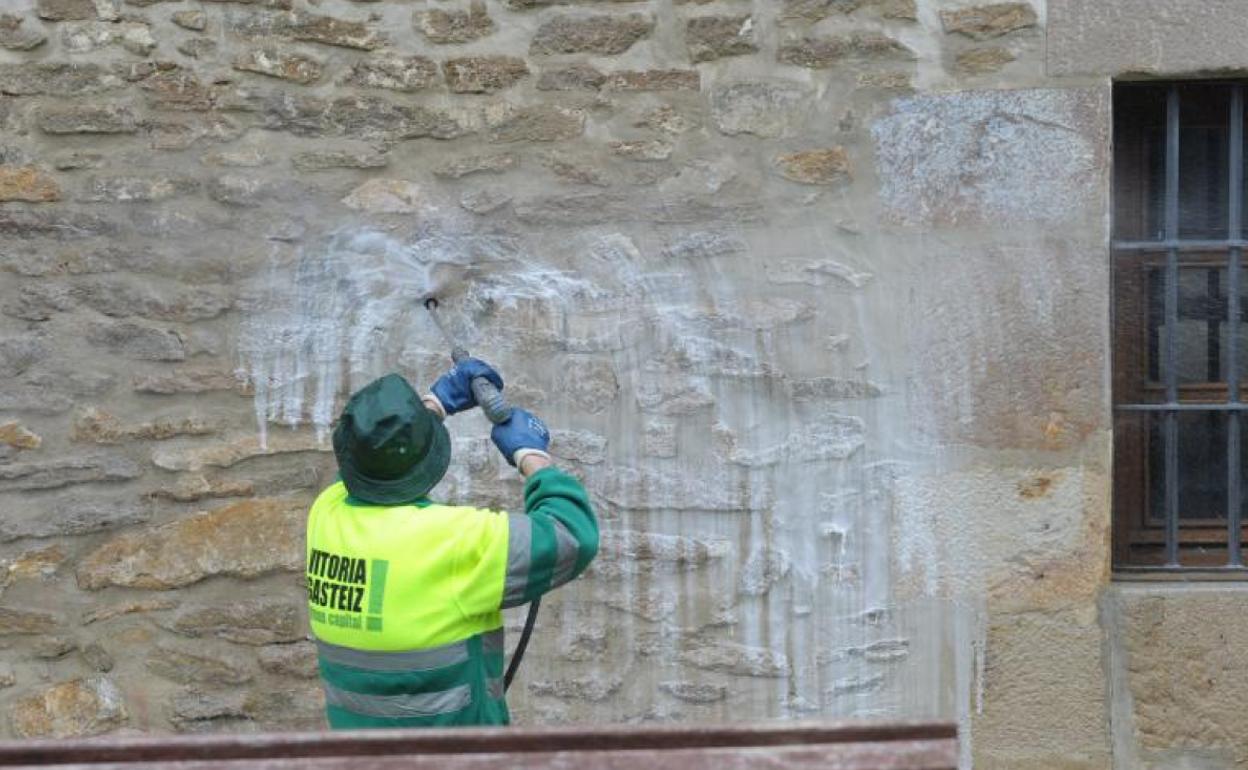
[0,0,1224,767]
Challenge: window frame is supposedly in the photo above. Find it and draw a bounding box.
[1112,80,1248,574]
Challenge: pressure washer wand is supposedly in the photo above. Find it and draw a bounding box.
[423,296,535,693]
[422,298,513,425]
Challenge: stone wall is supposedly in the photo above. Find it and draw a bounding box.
[0,0,1172,767]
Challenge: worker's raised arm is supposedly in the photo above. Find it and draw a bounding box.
[493,409,599,609]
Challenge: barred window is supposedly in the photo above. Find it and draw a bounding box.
[1113,82,1248,572]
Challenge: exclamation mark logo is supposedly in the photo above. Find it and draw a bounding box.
[366,559,388,632]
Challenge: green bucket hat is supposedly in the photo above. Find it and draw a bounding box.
[332,373,451,505]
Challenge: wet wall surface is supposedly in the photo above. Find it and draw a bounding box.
[0,0,1146,767]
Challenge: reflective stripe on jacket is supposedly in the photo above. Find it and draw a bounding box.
[306,466,599,729]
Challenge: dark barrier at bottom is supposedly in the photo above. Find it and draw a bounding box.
[0,720,958,769]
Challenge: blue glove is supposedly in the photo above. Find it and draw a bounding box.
[430,358,504,416]
[491,408,550,467]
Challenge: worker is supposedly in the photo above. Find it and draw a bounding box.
[304,361,599,728]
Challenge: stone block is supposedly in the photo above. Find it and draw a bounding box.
[432,152,517,179]
[529,675,622,702]
[871,88,1109,227]
[341,179,428,214]
[292,149,389,171]
[460,188,512,214]
[738,546,791,596]
[782,0,916,21]
[82,599,177,625]
[662,231,746,261]
[34,636,78,660]
[0,166,60,203]
[711,80,811,138]
[1102,588,1248,766]
[4,281,72,320]
[790,377,881,400]
[176,39,216,59]
[0,455,141,492]
[0,14,46,51]
[443,56,529,93]
[79,176,198,203]
[559,358,618,413]
[659,681,727,704]
[685,15,757,63]
[139,71,217,112]
[166,599,304,645]
[168,689,247,728]
[71,408,219,444]
[200,0,291,6]
[147,475,255,503]
[77,497,306,590]
[263,94,466,140]
[778,32,912,68]
[1047,0,1248,76]
[171,10,206,31]
[340,56,438,92]
[550,428,608,465]
[592,465,768,512]
[530,14,653,55]
[86,321,185,361]
[230,10,384,51]
[717,413,865,466]
[940,3,1037,40]
[956,46,1016,74]
[0,62,124,96]
[147,645,252,685]
[200,148,269,168]
[680,637,790,677]
[541,154,609,185]
[767,258,872,288]
[151,432,324,472]
[206,175,278,206]
[604,588,676,621]
[594,529,728,576]
[133,368,247,395]
[1,498,148,542]
[0,422,41,450]
[61,21,156,56]
[10,677,126,739]
[537,64,605,91]
[259,641,318,678]
[486,104,584,143]
[36,0,109,21]
[414,1,493,44]
[609,139,672,161]
[775,147,851,185]
[974,605,1109,768]
[38,104,137,134]
[0,607,60,635]
[641,422,676,457]
[603,69,700,92]
[508,0,646,6]
[635,105,696,134]
[233,48,323,84]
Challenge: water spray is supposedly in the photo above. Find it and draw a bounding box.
[422,295,535,693]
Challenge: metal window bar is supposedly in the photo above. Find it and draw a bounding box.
[1113,83,1248,569]
[1163,84,1180,567]
[1227,85,1243,566]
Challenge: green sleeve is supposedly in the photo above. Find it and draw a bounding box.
[499,467,599,608]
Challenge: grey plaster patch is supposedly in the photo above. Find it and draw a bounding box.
[871,88,1108,228]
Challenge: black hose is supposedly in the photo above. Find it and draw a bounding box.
[504,598,540,692]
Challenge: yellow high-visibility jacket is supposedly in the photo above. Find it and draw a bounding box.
[306,466,598,729]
